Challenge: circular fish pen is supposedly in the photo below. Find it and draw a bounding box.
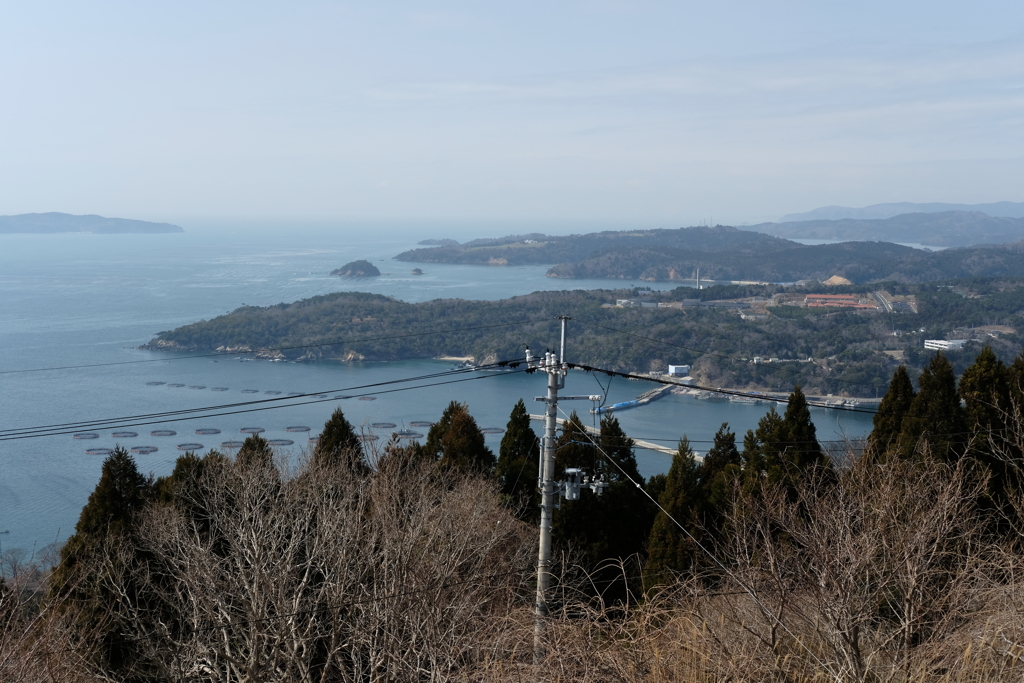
[85,448,113,456]
[73,433,99,440]
[195,428,221,435]
[308,436,319,444]
[111,431,138,438]
[146,381,165,386]
[358,396,376,401]
[480,428,505,434]
[395,430,423,439]
[285,426,311,432]
[409,421,434,428]
[188,385,206,390]
[151,430,176,437]
[167,383,185,388]
[371,422,397,429]
[356,434,379,442]
[131,446,158,454]
[335,395,352,400]
[288,392,304,396]
[241,389,259,394]
[211,387,229,392]
[177,443,204,451]
[239,427,265,434]
[220,441,245,449]
[264,390,282,395]
[267,439,294,446]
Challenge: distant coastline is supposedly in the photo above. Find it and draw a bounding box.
[0,212,183,234]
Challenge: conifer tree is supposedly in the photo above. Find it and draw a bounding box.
[313,407,366,472]
[960,346,1014,514]
[960,346,1010,437]
[495,399,540,519]
[697,423,741,539]
[645,437,703,589]
[49,447,151,674]
[741,406,785,488]
[899,352,966,462]
[425,401,494,474]
[867,365,916,460]
[781,385,825,472]
[236,434,276,471]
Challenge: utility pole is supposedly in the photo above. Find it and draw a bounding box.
[530,316,604,667]
[532,316,567,664]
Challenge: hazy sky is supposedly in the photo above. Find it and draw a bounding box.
[2,1,1022,226]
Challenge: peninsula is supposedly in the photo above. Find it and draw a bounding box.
[0,212,183,234]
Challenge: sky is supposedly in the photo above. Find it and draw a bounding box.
[1,1,1022,228]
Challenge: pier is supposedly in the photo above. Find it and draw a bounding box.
[591,384,673,415]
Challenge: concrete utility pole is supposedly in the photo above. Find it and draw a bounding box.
[532,316,567,664]
[529,316,605,669]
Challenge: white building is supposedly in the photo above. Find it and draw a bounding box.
[924,339,968,351]
[668,364,691,376]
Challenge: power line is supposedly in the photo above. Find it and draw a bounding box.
[0,319,544,376]
[1,363,529,441]
[0,359,522,437]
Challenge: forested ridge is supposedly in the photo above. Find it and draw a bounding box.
[10,347,1024,680]
[394,225,1024,283]
[146,279,1024,396]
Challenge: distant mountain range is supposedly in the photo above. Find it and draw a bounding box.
[779,201,1024,222]
[747,211,1024,248]
[0,212,183,234]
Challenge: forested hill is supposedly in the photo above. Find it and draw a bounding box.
[0,212,183,234]
[396,225,1024,284]
[394,226,792,266]
[144,282,1024,396]
[547,241,1024,284]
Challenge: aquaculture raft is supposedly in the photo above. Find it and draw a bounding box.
[239,427,265,434]
[195,428,221,435]
[146,381,165,386]
[358,396,376,401]
[151,430,176,436]
[221,441,245,449]
[111,431,138,438]
[395,430,423,439]
[177,443,204,451]
[371,422,397,429]
[73,433,99,440]
[409,421,434,428]
[267,439,294,446]
[85,448,113,456]
[285,426,311,432]
[210,387,229,392]
[131,446,158,454]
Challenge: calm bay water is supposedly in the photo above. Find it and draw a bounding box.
[0,225,873,556]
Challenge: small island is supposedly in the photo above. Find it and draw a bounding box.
[411,268,423,275]
[330,260,381,277]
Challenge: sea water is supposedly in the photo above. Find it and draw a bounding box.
[0,225,873,557]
